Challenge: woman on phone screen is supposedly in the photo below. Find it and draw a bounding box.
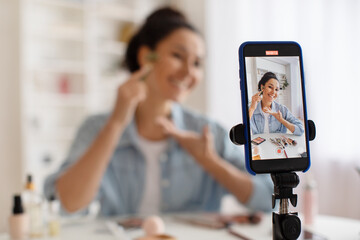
[249,72,304,136]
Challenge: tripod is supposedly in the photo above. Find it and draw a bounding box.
[229,120,316,240]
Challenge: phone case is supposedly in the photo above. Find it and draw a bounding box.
[238,41,311,175]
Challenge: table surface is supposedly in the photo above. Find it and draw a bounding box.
[1,213,359,240]
[251,133,307,160]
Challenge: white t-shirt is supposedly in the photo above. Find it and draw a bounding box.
[137,135,168,216]
[263,112,270,134]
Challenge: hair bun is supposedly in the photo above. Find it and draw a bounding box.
[145,7,187,24]
[124,6,197,73]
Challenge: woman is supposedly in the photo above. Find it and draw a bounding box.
[249,72,304,136]
[44,7,272,216]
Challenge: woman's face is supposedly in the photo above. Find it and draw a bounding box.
[147,28,205,102]
[261,78,280,104]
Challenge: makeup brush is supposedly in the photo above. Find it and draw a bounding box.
[282,135,294,146]
[288,137,297,146]
[270,138,282,147]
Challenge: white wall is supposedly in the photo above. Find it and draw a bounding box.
[0,0,23,233]
[171,0,207,115]
[204,0,360,220]
[205,0,243,129]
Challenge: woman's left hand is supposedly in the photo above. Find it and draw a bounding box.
[263,108,283,122]
[157,117,218,165]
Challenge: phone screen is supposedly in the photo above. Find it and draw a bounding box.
[239,42,310,174]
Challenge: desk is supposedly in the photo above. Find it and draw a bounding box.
[1,214,359,240]
[252,133,306,160]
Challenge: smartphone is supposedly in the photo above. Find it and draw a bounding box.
[238,41,311,174]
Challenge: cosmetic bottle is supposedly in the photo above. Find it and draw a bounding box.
[22,174,45,238]
[303,177,318,225]
[47,195,61,237]
[8,195,29,240]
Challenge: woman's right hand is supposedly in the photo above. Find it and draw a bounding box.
[56,66,151,213]
[250,91,262,110]
[110,65,152,127]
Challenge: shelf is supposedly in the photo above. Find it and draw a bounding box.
[93,2,136,22]
[33,93,86,107]
[29,0,85,11]
[101,74,128,83]
[30,60,85,74]
[97,40,126,55]
[30,29,84,43]
[33,129,76,142]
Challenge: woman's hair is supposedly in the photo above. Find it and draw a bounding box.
[258,72,279,91]
[124,7,198,72]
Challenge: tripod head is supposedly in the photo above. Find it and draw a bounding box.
[271,172,299,209]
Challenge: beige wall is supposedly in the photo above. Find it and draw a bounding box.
[0,0,23,233]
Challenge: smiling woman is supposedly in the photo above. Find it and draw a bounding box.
[43,6,273,217]
[137,28,204,103]
[249,71,304,136]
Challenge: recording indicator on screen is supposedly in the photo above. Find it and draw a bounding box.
[265,50,278,55]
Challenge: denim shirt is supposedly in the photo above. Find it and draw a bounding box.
[44,103,273,216]
[250,101,304,136]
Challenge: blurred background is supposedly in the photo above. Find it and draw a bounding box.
[1,0,359,232]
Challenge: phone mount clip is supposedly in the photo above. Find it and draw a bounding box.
[229,120,316,145]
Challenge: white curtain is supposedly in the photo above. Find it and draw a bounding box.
[206,0,360,219]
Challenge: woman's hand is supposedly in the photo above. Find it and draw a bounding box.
[157,117,256,206]
[263,107,297,134]
[249,91,263,120]
[263,107,283,122]
[250,91,262,110]
[110,65,152,127]
[157,117,218,165]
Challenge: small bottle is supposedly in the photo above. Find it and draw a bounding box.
[303,177,318,225]
[47,196,61,237]
[8,195,29,240]
[22,174,45,238]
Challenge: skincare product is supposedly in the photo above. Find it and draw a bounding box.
[22,175,44,238]
[8,195,29,240]
[303,177,318,225]
[47,196,61,237]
